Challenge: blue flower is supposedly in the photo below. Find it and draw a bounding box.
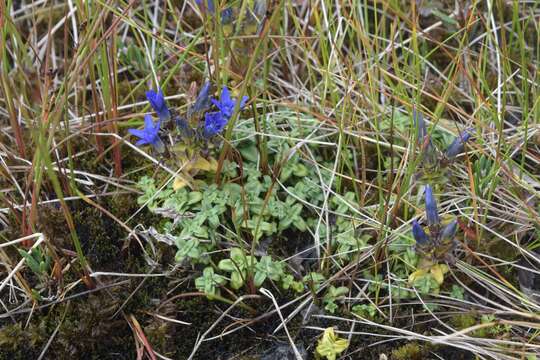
[221,7,233,23]
[412,220,429,246]
[195,0,215,13]
[204,111,228,137]
[146,89,170,121]
[441,219,458,242]
[425,185,440,226]
[446,131,471,158]
[211,86,248,119]
[413,109,438,167]
[128,114,164,152]
[190,81,212,116]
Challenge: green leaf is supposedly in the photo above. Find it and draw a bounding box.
[324,300,338,314]
[450,285,465,300]
[431,9,459,26]
[238,142,259,163]
[230,270,245,289]
[281,274,295,290]
[254,256,283,287]
[291,281,304,293]
[303,272,325,290]
[18,249,41,274]
[254,271,266,287]
[188,191,203,204]
[195,267,226,299]
[327,286,349,299]
[31,289,43,302]
[316,327,349,360]
[218,259,236,272]
[230,248,246,263]
[293,163,308,177]
[352,304,377,319]
[293,217,307,232]
[175,238,201,263]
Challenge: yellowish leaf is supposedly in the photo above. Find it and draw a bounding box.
[316,327,349,360]
[173,177,190,190]
[192,156,213,171]
[408,269,427,285]
[208,157,218,172]
[430,264,449,285]
[171,143,188,153]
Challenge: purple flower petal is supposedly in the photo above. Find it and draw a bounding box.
[425,185,440,226]
[446,131,471,158]
[211,86,248,119]
[128,115,163,151]
[144,114,154,129]
[239,96,248,108]
[146,89,170,120]
[441,219,458,242]
[128,128,146,138]
[204,111,228,137]
[220,86,231,103]
[412,220,429,245]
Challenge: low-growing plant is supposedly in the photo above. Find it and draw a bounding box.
[323,285,349,313]
[18,247,51,281]
[351,303,378,319]
[315,327,349,360]
[130,90,385,301]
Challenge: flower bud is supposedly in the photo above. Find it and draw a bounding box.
[440,219,458,242]
[446,131,471,158]
[425,185,440,226]
[412,220,429,245]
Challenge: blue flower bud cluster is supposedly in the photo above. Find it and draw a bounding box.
[413,110,472,165]
[412,185,458,251]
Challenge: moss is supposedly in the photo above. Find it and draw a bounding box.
[486,238,518,262]
[73,205,125,271]
[391,342,426,360]
[450,313,477,330]
[0,294,135,359]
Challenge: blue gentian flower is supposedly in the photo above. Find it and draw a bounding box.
[446,131,471,158]
[204,111,228,137]
[221,7,233,23]
[146,89,170,121]
[413,109,438,168]
[190,81,212,115]
[195,0,215,13]
[128,114,164,152]
[425,185,440,226]
[441,219,458,242]
[412,220,429,245]
[211,86,248,119]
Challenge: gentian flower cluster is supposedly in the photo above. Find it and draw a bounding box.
[128,83,248,152]
[413,110,472,167]
[412,185,459,261]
